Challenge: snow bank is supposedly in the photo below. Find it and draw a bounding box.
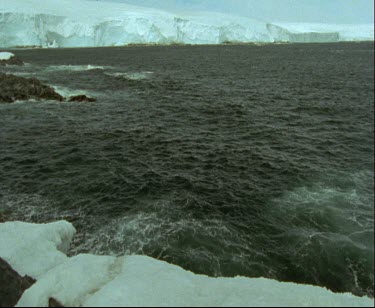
[0,221,75,279]
[82,255,373,307]
[17,254,117,307]
[0,52,14,60]
[0,221,372,307]
[1,0,371,48]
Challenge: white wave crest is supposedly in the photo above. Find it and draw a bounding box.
[46,65,107,72]
[104,71,153,80]
[51,85,89,98]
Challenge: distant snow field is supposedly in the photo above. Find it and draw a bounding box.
[0,221,373,307]
[0,0,373,48]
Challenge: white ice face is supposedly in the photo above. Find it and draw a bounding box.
[0,0,372,48]
[274,23,374,42]
[0,221,372,307]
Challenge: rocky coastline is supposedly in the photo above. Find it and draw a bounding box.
[0,257,64,307]
[0,257,36,307]
[0,73,96,104]
[0,52,96,104]
[0,52,25,66]
[0,73,64,103]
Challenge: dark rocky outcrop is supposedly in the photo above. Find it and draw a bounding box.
[0,213,6,223]
[0,257,64,307]
[68,94,96,102]
[0,73,63,103]
[0,257,36,307]
[48,298,64,307]
[0,55,24,66]
[48,297,64,307]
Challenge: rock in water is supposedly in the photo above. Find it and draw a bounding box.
[0,73,64,103]
[0,257,36,307]
[48,298,64,307]
[0,213,6,223]
[68,95,96,102]
[0,57,24,66]
[0,52,24,66]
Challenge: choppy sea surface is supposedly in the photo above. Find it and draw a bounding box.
[0,43,374,297]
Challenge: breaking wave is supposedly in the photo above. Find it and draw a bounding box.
[104,71,154,80]
[51,85,91,98]
[45,65,108,72]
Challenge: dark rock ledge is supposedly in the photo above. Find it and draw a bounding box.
[0,213,7,223]
[0,55,24,66]
[0,73,96,103]
[0,73,63,103]
[68,95,96,102]
[0,257,63,307]
[0,257,35,307]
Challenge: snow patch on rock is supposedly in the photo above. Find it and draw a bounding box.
[0,221,75,279]
[0,52,15,60]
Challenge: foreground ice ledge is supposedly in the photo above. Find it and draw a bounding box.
[0,221,372,307]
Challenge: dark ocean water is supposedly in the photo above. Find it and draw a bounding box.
[0,43,374,297]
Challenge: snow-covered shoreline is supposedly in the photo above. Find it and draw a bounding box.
[0,220,373,307]
[0,0,373,48]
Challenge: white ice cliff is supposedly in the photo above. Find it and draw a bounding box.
[275,23,374,42]
[0,0,373,48]
[0,220,373,307]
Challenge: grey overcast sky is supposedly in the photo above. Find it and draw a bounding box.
[94,0,374,23]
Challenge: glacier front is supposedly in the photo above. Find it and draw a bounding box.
[0,0,373,48]
[0,220,373,307]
